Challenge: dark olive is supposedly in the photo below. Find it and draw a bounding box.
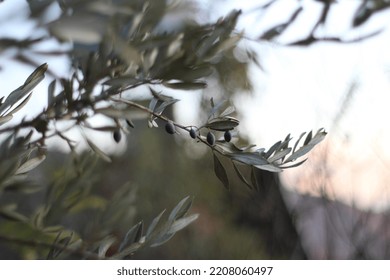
[206,131,215,146]
[34,118,48,134]
[165,122,176,134]
[224,130,232,142]
[189,128,197,139]
[113,130,121,143]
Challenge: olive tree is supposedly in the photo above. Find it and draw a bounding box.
[0,0,335,259]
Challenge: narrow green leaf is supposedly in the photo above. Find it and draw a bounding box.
[0,115,13,125]
[255,164,282,172]
[47,231,63,260]
[268,148,291,163]
[0,63,47,115]
[68,195,107,213]
[15,155,46,175]
[119,221,144,252]
[0,204,28,222]
[250,167,259,191]
[154,98,179,115]
[168,214,199,234]
[50,14,106,44]
[210,33,242,57]
[285,145,314,163]
[304,131,313,145]
[232,162,252,189]
[230,152,268,166]
[47,79,56,107]
[148,97,159,112]
[353,4,372,27]
[277,134,292,151]
[213,153,229,189]
[308,129,327,145]
[168,196,192,222]
[146,209,166,238]
[196,28,223,58]
[214,142,245,155]
[163,81,207,90]
[208,99,227,119]
[260,23,288,40]
[24,63,48,85]
[150,232,175,247]
[103,76,139,87]
[7,93,32,116]
[86,138,111,162]
[293,132,306,153]
[179,65,213,81]
[210,97,215,108]
[110,242,143,259]
[264,141,281,159]
[50,233,73,259]
[280,158,308,169]
[220,105,235,117]
[206,116,239,131]
[126,119,135,128]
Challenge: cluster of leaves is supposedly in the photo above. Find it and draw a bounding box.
[201,100,326,189]
[113,196,198,259]
[0,147,197,259]
[142,94,327,190]
[0,0,331,258]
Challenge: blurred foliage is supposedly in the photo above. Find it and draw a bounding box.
[4,0,372,259]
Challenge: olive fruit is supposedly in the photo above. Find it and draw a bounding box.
[206,131,215,146]
[113,130,121,143]
[165,122,176,134]
[224,130,232,142]
[189,128,197,139]
[34,118,48,134]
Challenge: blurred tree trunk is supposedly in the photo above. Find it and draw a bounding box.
[232,169,307,259]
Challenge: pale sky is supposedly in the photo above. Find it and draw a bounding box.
[226,1,390,211]
[1,0,390,211]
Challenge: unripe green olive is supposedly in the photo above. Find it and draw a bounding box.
[189,128,197,139]
[224,130,232,142]
[165,122,176,134]
[207,131,215,146]
[113,130,121,143]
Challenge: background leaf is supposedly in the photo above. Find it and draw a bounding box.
[213,153,229,189]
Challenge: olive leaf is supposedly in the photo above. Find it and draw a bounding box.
[168,196,193,222]
[86,138,112,163]
[205,116,239,131]
[230,152,268,166]
[232,162,252,189]
[268,148,291,163]
[0,63,47,116]
[15,155,46,175]
[167,214,199,233]
[163,81,207,90]
[213,153,229,189]
[119,221,144,252]
[146,210,166,238]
